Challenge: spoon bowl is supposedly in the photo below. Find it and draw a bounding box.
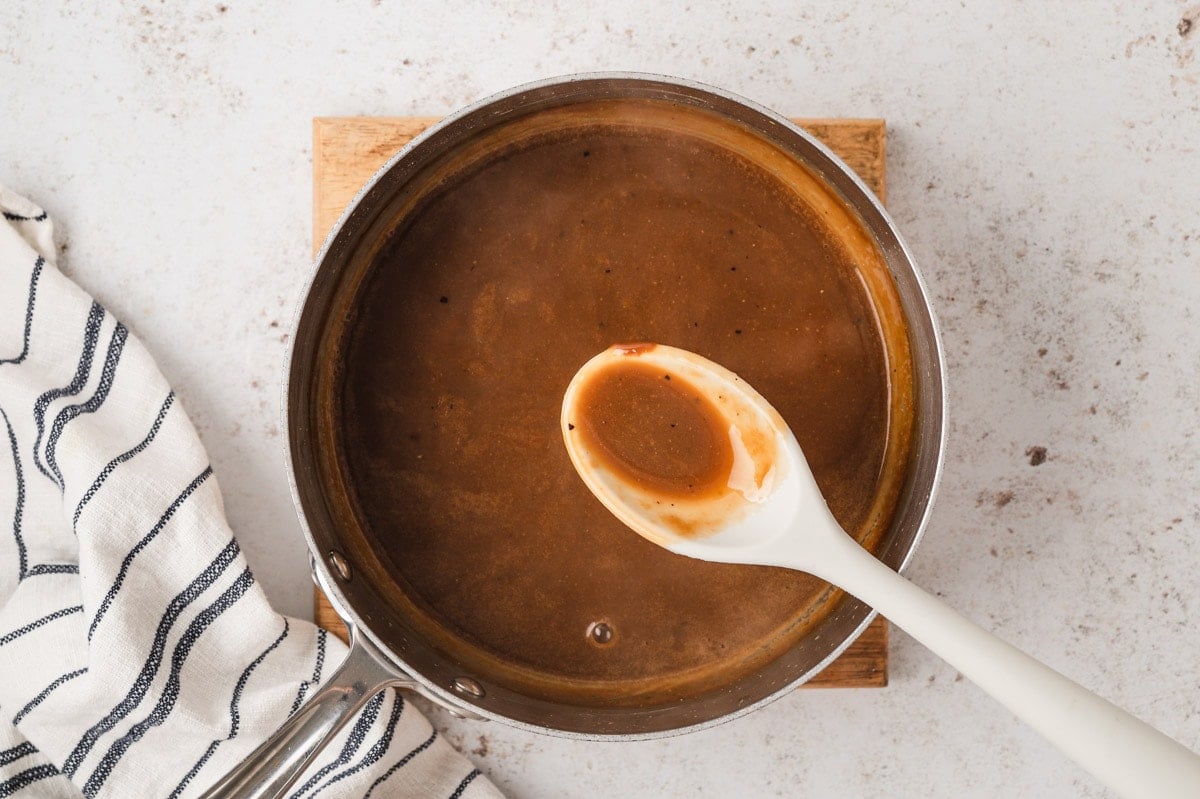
[562,343,809,555]
[563,343,1200,799]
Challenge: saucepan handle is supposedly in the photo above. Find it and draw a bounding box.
[198,630,410,799]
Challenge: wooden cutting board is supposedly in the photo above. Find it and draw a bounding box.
[311,115,889,688]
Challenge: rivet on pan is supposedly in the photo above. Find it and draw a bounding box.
[452,676,485,699]
[327,550,351,582]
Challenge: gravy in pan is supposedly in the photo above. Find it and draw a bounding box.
[335,100,913,704]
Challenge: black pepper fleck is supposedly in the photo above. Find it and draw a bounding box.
[568,423,575,430]
[439,296,449,304]
[1026,446,1048,466]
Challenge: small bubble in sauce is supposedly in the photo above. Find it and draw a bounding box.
[587,620,614,645]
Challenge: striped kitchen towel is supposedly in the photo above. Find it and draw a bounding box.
[0,186,502,799]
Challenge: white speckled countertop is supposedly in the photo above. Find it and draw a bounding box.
[3,2,1199,796]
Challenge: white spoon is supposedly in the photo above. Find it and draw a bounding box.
[561,343,1200,799]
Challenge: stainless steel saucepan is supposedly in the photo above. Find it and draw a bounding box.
[201,73,946,798]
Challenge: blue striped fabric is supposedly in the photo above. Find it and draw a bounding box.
[308,694,405,797]
[72,391,174,529]
[167,618,291,799]
[0,256,41,367]
[291,627,329,716]
[0,745,35,768]
[43,321,129,489]
[29,302,104,486]
[12,668,87,725]
[288,693,386,799]
[0,187,500,797]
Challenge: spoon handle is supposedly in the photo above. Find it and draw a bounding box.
[805,530,1200,799]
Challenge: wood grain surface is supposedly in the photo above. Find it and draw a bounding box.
[311,115,889,689]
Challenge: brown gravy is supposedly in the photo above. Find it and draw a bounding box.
[573,354,734,500]
[336,100,913,704]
